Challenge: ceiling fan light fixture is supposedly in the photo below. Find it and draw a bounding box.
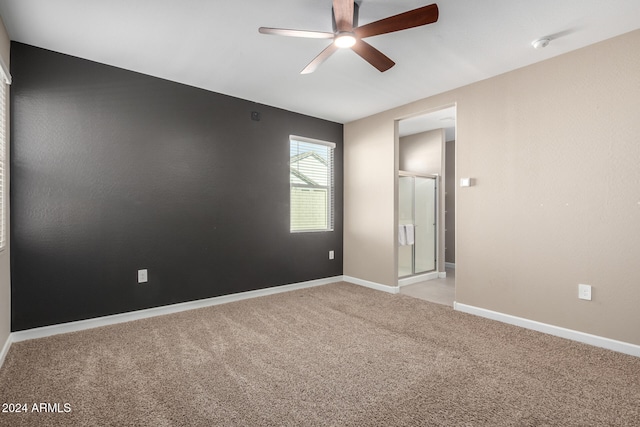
[334,32,356,48]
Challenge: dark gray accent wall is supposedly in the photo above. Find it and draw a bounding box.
[445,140,455,264]
[10,42,343,331]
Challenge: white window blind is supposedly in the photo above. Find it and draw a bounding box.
[0,59,10,251]
[290,135,335,232]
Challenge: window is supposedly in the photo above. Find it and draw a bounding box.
[0,59,9,251]
[290,135,335,232]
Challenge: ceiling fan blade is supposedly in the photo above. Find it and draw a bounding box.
[333,0,354,32]
[351,40,395,72]
[259,27,334,39]
[354,3,439,39]
[301,44,339,74]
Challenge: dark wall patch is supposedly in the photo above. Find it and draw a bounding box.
[10,42,343,331]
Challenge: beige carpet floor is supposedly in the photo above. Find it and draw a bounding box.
[0,282,639,426]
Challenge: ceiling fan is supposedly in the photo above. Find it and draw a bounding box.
[259,1,439,74]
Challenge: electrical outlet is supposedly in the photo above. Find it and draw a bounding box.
[578,284,591,301]
[138,269,148,284]
[329,250,334,260]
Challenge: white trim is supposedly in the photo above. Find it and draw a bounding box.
[445,262,456,269]
[398,271,439,287]
[290,134,336,149]
[0,333,11,369]
[438,271,447,279]
[343,276,399,294]
[11,276,342,343]
[454,302,640,358]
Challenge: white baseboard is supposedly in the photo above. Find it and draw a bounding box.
[343,276,399,294]
[454,302,640,358]
[398,271,439,287]
[0,333,11,369]
[445,262,456,269]
[398,271,447,286]
[11,276,342,343]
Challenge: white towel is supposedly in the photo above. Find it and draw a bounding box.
[405,224,415,246]
[398,225,407,246]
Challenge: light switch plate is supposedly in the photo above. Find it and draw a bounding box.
[578,284,591,300]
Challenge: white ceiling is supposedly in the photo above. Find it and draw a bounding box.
[0,0,638,124]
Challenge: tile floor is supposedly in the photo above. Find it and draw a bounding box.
[399,267,455,307]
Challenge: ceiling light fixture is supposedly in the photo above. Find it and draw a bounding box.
[334,32,356,48]
[532,38,550,49]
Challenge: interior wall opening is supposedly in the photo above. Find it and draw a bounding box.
[396,106,456,306]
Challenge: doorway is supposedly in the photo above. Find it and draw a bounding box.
[397,106,456,305]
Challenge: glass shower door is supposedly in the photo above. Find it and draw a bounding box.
[398,174,436,278]
[414,177,436,274]
[398,176,414,277]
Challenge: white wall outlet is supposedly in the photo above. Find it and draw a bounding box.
[578,284,591,301]
[460,178,472,187]
[328,250,335,260]
[138,269,148,284]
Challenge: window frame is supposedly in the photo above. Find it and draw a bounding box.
[289,135,336,233]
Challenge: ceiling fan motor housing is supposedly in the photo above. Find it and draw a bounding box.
[332,2,359,33]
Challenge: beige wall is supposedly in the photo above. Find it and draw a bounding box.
[0,14,10,353]
[344,117,398,286]
[344,29,640,345]
[399,129,442,175]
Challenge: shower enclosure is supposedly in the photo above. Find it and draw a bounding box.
[398,173,437,278]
